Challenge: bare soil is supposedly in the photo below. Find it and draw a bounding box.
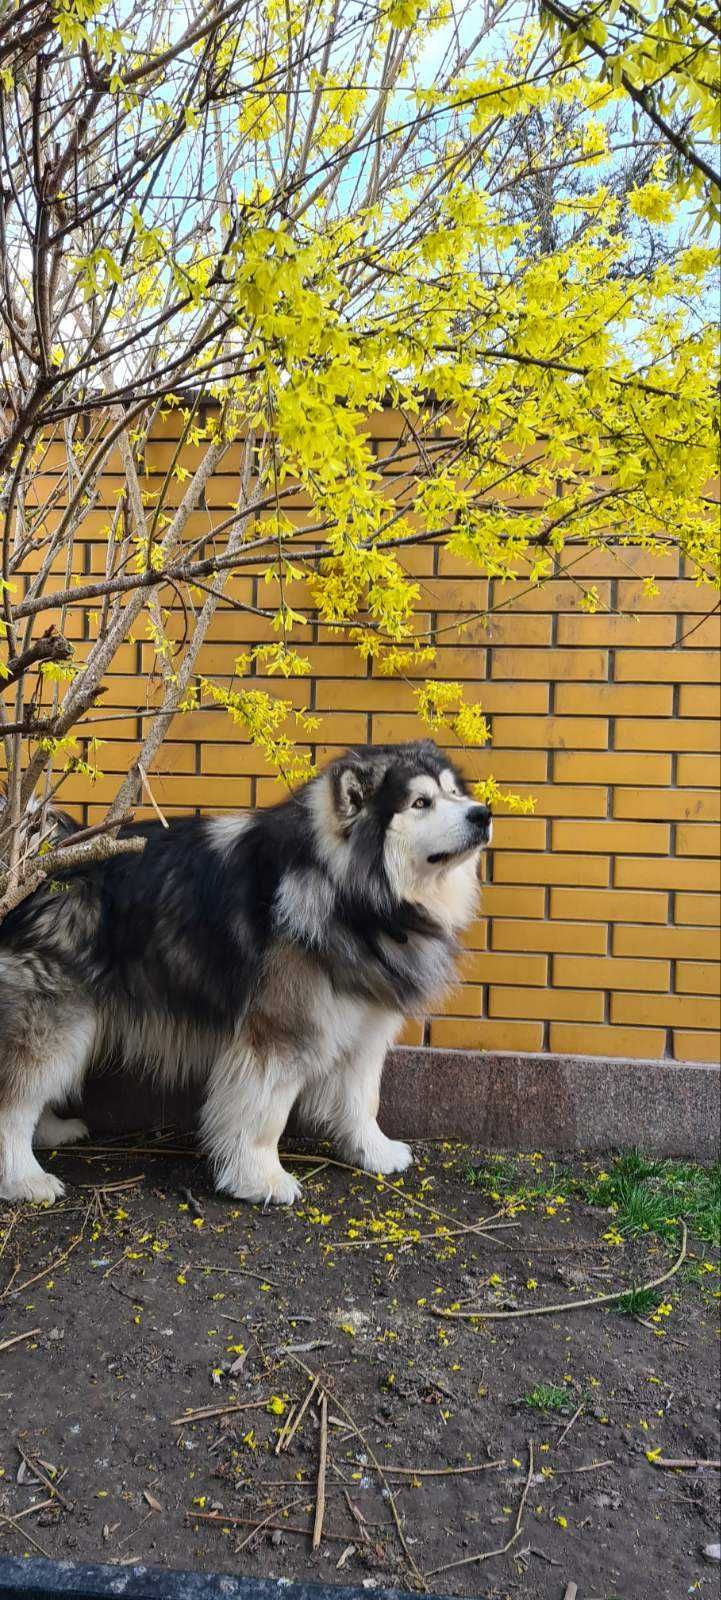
[0,1138,719,1600]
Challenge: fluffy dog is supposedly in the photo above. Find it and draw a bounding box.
[0,740,491,1205]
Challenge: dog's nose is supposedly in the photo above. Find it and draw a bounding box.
[467,804,491,837]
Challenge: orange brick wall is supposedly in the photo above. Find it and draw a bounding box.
[10,410,721,1066]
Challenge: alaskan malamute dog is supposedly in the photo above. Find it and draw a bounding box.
[0,741,491,1206]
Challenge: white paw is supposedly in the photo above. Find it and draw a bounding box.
[0,1170,66,1205]
[358,1136,413,1176]
[219,1165,302,1207]
[34,1116,89,1149]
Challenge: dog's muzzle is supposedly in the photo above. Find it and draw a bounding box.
[427,805,492,864]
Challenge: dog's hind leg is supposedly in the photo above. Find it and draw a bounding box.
[33,1110,90,1149]
[0,979,95,1204]
[200,1043,304,1205]
[298,1010,413,1176]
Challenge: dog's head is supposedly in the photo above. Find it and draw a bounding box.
[309,741,491,916]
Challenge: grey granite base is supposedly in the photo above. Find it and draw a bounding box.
[81,1047,720,1161]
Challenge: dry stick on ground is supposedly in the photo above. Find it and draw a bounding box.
[170,1398,270,1427]
[556,1401,585,1447]
[381,1460,506,1479]
[653,1457,721,1471]
[16,1445,72,1511]
[234,1496,308,1554]
[3,1206,92,1300]
[430,1223,688,1321]
[288,1356,427,1592]
[424,1441,535,1580]
[276,1375,319,1455]
[0,1328,40,1354]
[0,1510,53,1560]
[563,1584,578,1600]
[0,1498,54,1538]
[312,1392,328,1550]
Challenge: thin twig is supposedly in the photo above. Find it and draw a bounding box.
[15,1445,72,1511]
[382,1459,506,1478]
[0,1510,53,1559]
[312,1392,328,1550]
[234,1496,306,1553]
[170,1398,270,1426]
[276,1374,319,1455]
[0,1328,40,1354]
[288,1357,427,1591]
[431,1223,687,1320]
[424,1440,535,1579]
[3,1207,91,1299]
[652,1457,720,1471]
[556,1401,585,1447]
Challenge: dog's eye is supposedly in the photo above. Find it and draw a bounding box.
[412,795,432,810]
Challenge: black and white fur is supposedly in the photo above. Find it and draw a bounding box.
[0,741,491,1206]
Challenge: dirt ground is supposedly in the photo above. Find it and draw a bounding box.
[0,1138,719,1600]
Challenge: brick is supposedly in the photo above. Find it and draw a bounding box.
[481,886,546,918]
[550,887,668,923]
[615,857,721,892]
[492,853,609,886]
[557,613,676,647]
[679,683,721,717]
[492,716,608,750]
[553,954,669,991]
[490,817,547,850]
[553,751,672,785]
[553,819,669,855]
[436,985,483,1018]
[676,754,721,787]
[412,576,488,611]
[554,683,673,717]
[677,961,721,995]
[489,578,612,612]
[675,893,720,926]
[428,1018,545,1052]
[397,1020,425,1047]
[476,614,554,646]
[463,951,548,985]
[519,785,608,817]
[492,919,607,954]
[612,992,720,1028]
[672,1031,721,1063]
[682,614,721,648]
[490,647,607,681]
[489,987,604,1021]
[549,1023,668,1060]
[459,922,488,951]
[615,719,720,752]
[613,925,719,960]
[613,789,720,822]
[566,546,679,579]
[617,579,717,613]
[676,823,721,856]
[615,650,719,682]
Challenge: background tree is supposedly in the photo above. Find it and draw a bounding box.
[0,0,718,912]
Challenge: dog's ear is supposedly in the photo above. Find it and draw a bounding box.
[334,760,380,820]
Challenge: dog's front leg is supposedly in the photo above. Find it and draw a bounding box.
[200,1043,302,1205]
[300,1012,413,1176]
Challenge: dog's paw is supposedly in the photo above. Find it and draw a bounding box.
[358,1135,413,1176]
[219,1164,302,1207]
[34,1116,89,1149]
[0,1170,65,1205]
[263,1168,303,1207]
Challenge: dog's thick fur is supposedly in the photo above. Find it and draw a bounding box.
[0,741,490,1205]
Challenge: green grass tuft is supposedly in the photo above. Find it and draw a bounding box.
[521,1382,571,1413]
